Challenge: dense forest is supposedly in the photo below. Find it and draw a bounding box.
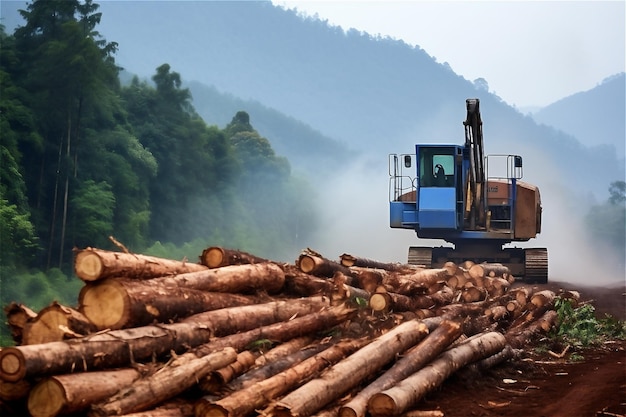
[0,0,317,322]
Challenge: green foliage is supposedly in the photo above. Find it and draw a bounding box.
[71,180,115,249]
[552,297,626,347]
[0,198,39,267]
[585,181,626,269]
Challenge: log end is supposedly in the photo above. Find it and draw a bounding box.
[202,247,226,269]
[0,347,27,382]
[79,280,128,330]
[367,393,397,417]
[74,250,104,281]
[195,401,229,417]
[27,379,65,417]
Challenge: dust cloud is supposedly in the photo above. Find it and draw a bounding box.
[308,147,625,287]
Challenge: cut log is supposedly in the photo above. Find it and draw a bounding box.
[27,368,142,417]
[298,250,354,278]
[339,254,406,272]
[469,263,510,280]
[73,247,207,282]
[0,379,31,401]
[262,319,431,417]
[530,290,556,309]
[283,266,337,298]
[90,348,237,416]
[187,302,357,359]
[3,302,37,344]
[199,350,258,393]
[201,336,315,393]
[354,269,386,293]
[339,320,463,417]
[195,338,368,417]
[505,309,558,348]
[0,298,329,382]
[367,331,507,416]
[79,278,263,330]
[369,292,435,313]
[200,246,269,268]
[385,268,451,296]
[116,399,195,417]
[139,262,286,294]
[21,302,96,345]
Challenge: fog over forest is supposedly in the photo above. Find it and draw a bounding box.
[2,0,624,285]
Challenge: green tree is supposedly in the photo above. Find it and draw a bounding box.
[585,181,626,269]
[13,0,120,269]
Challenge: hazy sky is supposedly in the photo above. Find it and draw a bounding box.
[274,0,625,109]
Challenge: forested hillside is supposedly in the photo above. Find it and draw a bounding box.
[0,1,318,316]
[531,73,625,157]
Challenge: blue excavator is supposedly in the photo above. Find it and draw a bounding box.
[389,98,547,283]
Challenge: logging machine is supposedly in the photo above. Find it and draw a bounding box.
[388,98,548,283]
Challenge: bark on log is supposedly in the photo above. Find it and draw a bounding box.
[339,254,407,272]
[0,298,328,382]
[339,320,463,417]
[3,302,37,344]
[79,278,263,330]
[200,247,269,269]
[116,399,195,417]
[195,338,368,417]
[199,350,259,393]
[469,263,510,280]
[90,348,237,416]
[73,248,207,282]
[385,269,451,296]
[367,331,507,416]
[23,302,97,344]
[27,368,142,417]
[262,319,431,417]
[283,266,337,297]
[134,262,286,294]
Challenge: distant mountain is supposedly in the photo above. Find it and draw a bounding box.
[531,73,625,158]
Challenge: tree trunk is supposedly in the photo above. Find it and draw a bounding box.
[195,339,368,417]
[0,379,31,402]
[0,298,328,382]
[90,348,237,416]
[367,331,507,416]
[73,248,207,282]
[339,320,463,417]
[78,278,264,330]
[262,319,431,417]
[27,368,142,417]
[200,246,269,268]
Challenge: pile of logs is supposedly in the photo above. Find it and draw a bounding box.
[0,246,574,417]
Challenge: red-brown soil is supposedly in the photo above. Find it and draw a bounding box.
[420,280,626,417]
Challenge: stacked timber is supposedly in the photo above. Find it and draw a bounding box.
[0,246,572,417]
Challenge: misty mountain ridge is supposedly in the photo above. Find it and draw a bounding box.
[530,73,625,158]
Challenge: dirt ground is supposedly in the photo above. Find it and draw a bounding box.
[421,280,626,417]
